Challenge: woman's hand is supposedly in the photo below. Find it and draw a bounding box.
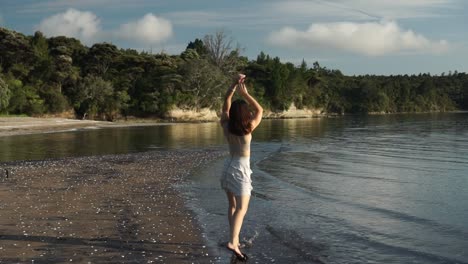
[238,83,249,96]
[238,74,246,83]
[233,73,245,85]
[228,74,245,93]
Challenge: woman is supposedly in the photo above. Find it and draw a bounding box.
[220,74,263,261]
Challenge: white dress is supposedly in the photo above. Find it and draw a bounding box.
[220,123,253,196]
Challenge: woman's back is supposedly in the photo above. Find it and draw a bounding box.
[222,123,251,157]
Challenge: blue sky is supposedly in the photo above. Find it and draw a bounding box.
[0,0,467,75]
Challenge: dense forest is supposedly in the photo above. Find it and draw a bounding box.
[1,27,468,120]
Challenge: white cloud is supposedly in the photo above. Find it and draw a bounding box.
[115,13,173,45]
[36,9,173,46]
[37,8,100,44]
[268,20,449,56]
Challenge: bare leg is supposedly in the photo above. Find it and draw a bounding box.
[227,194,250,257]
[225,191,236,228]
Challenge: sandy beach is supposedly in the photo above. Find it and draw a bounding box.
[0,117,174,137]
[0,117,107,137]
[0,148,225,263]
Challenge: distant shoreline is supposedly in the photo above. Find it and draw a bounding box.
[2,111,466,137]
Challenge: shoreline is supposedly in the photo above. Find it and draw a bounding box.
[0,150,224,263]
[2,111,466,137]
[0,117,179,137]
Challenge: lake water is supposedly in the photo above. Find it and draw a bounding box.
[186,113,468,263]
[1,113,467,263]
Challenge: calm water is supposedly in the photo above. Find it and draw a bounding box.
[184,113,468,264]
[1,113,467,263]
[0,123,226,162]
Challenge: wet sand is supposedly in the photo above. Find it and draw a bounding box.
[0,150,224,263]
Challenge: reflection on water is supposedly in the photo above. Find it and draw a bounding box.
[184,112,468,264]
[0,123,226,162]
[2,113,468,263]
[254,117,325,142]
[0,118,329,162]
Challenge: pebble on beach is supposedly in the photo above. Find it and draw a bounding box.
[0,150,223,263]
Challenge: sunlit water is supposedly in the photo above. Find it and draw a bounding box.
[1,113,467,263]
[184,113,468,264]
[0,123,226,162]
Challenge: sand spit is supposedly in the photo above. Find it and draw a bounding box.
[0,150,224,263]
[0,117,174,137]
[0,117,110,137]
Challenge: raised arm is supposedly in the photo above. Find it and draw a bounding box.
[221,74,245,125]
[237,83,263,131]
[220,83,236,125]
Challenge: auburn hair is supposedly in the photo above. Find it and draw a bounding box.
[228,99,252,136]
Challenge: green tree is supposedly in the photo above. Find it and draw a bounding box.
[7,78,44,115]
[103,90,130,121]
[288,69,309,109]
[72,75,114,119]
[84,43,120,77]
[31,31,49,60]
[48,35,87,65]
[0,76,11,112]
[179,58,228,110]
[180,48,200,60]
[268,57,291,110]
[39,83,69,113]
[129,54,182,115]
[1,26,467,118]
[186,38,207,56]
[0,28,35,73]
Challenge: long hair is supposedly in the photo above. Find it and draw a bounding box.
[228,99,252,136]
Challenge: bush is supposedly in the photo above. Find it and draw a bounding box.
[0,76,11,112]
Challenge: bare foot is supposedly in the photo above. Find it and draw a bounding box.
[226,242,245,258]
